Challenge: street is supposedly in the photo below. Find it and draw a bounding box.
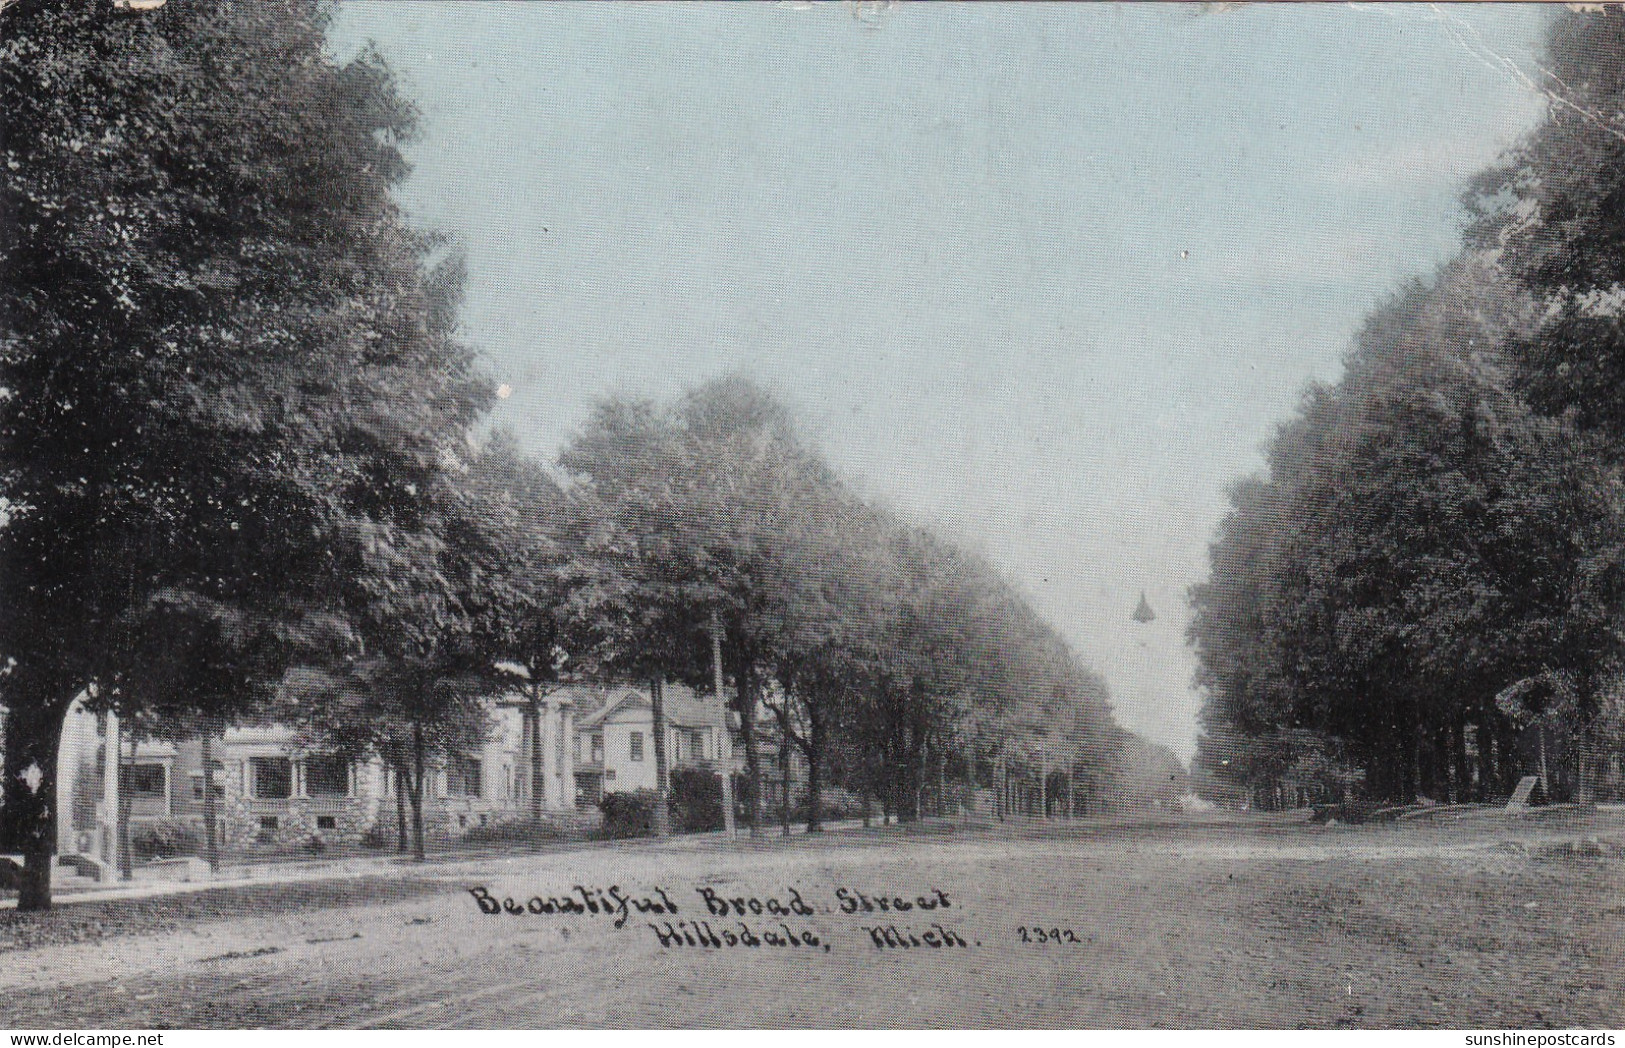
[1,813,1620,1029]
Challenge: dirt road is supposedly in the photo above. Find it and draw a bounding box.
[1,814,1620,1029]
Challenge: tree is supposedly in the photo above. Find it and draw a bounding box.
[276,434,558,859]
[1190,257,1622,803]
[556,377,1125,834]
[0,0,487,906]
[1463,8,1625,795]
[759,478,893,832]
[557,378,842,836]
[556,399,712,836]
[458,436,568,819]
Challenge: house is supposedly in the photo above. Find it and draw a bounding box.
[38,675,806,869]
[565,682,830,821]
[568,682,732,807]
[50,687,584,864]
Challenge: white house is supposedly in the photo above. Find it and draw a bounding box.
[569,683,730,806]
[49,686,584,865]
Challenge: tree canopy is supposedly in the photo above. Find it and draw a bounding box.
[1193,9,1625,807]
[0,0,490,905]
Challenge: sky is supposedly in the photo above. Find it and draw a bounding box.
[328,2,1554,762]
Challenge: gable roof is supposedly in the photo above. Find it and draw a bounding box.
[573,682,725,732]
[576,689,648,730]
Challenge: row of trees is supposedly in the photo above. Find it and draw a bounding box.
[0,0,1125,910]
[1190,9,1625,807]
[555,379,1122,833]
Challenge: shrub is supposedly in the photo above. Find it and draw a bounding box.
[599,789,658,839]
[462,817,568,846]
[670,768,725,833]
[131,819,200,861]
[1309,800,1393,825]
[359,825,391,850]
[792,789,868,824]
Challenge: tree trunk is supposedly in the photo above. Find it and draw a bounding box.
[1433,720,1453,803]
[0,696,71,912]
[201,723,220,873]
[734,654,764,837]
[529,691,545,821]
[1451,709,1470,806]
[116,733,134,881]
[1475,705,1496,801]
[1497,719,1520,794]
[1405,706,1421,802]
[1417,717,1438,801]
[411,721,427,861]
[938,747,947,819]
[394,767,409,854]
[649,677,671,838]
[804,704,824,834]
[923,725,935,816]
[779,707,792,838]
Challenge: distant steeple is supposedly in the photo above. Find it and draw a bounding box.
[1132,591,1156,624]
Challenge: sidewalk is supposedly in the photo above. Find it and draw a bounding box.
[2,852,460,910]
[1,814,910,910]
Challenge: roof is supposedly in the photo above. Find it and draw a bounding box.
[573,682,725,732]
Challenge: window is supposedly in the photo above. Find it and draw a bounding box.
[316,815,337,831]
[590,735,604,765]
[304,755,350,798]
[250,757,292,800]
[257,815,279,840]
[447,753,483,798]
[629,731,644,762]
[125,763,166,799]
[574,734,582,762]
[189,774,225,801]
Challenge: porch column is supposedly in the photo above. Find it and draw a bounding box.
[55,703,82,855]
[523,702,540,819]
[101,711,121,864]
[557,697,575,811]
[536,696,556,813]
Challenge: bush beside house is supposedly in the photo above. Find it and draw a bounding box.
[599,790,658,838]
[670,768,725,833]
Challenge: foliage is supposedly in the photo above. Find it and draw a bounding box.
[130,820,199,862]
[1189,259,1615,803]
[460,817,571,847]
[1194,9,1625,806]
[0,0,1133,901]
[668,767,724,833]
[598,789,658,840]
[557,377,1123,833]
[0,0,493,908]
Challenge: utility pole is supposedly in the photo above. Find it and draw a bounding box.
[1538,720,1550,798]
[200,718,220,873]
[1039,740,1049,820]
[711,610,736,836]
[649,677,671,838]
